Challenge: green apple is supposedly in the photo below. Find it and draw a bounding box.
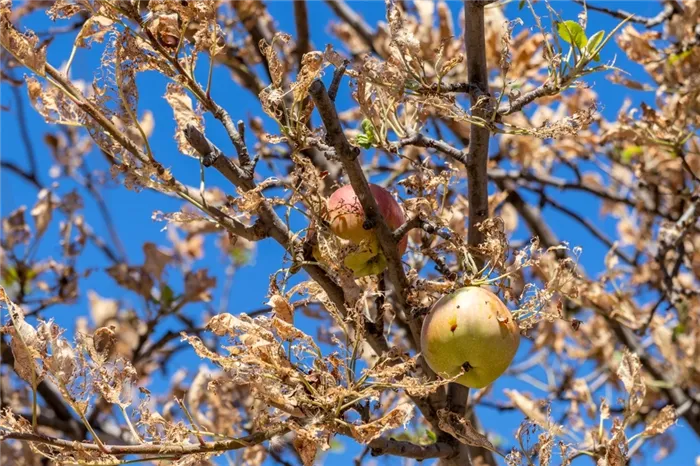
[420,286,520,388]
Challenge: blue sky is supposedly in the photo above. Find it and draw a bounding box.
[1,1,695,465]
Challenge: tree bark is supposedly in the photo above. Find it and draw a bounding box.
[442,2,495,465]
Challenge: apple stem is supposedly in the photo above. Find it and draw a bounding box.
[462,361,473,373]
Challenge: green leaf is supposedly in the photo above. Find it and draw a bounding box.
[160,284,175,307]
[426,429,438,443]
[556,20,587,51]
[357,119,376,149]
[669,49,692,65]
[356,134,372,149]
[621,145,643,163]
[3,267,18,286]
[586,30,605,61]
[230,247,252,266]
[672,323,686,339]
[518,0,526,10]
[329,439,345,453]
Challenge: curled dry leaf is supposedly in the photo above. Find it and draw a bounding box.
[0,286,42,384]
[616,348,646,415]
[437,409,496,451]
[48,337,76,384]
[30,189,56,238]
[293,427,318,466]
[0,5,45,76]
[642,405,676,437]
[92,326,117,362]
[267,293,294,324]
[164,83,204,157]
[75,15,114,48]
[349,403,414,443]
[504,389,551,431]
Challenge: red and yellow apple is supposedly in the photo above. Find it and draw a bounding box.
[314,184,407,277]
[420,286,520,388]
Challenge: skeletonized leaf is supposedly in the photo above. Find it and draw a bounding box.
[48,337,76,384]
[0,9,46,76]
[642,405,676,437]
[75,15,114,48]
[350,403,414,443]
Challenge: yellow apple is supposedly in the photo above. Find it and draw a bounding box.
[420,286,520,388]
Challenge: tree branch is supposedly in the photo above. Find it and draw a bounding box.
[500,182,700,437]
[0,160,42,190]
[397,133,469,165]
[323,0,378,56]
[293,0,311,70]
[0,428,286,456]
[367,436,455,459]
[443,3,495,465]
[573,0,677,28]
[308,78,410,310]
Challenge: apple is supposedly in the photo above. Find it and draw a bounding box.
[326,184,408,277]
[420,286,520,388]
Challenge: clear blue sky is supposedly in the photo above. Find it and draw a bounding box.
[1,1,695,465]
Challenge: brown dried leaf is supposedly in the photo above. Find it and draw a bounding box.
[164,83,204,157]
[293,428,318,466]
[0,287,42,384]
[184,269,216,302]
[75,15,114,48]
[504,389,548,429]
[350,403,414,443]
[616,348,646,414]
[293,51,323,102]
[642,405,676,437]
[88,291,119,327]
[30,189,56,238]
[0,10,45,76]
[258,33,290,88]
[267,294,294,324]
[2,206,31,249]
[48,337,76,384]
[143,242,172,281]
[437,409,496,451]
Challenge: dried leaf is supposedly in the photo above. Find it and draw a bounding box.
[267,294,294,324]
[642,405,676,437]
[616,348,646,414]
[350,403,413,443]
[293,428,318,466]
[75,15,114,48]
[0,287,42,384]
[504,389,548,429]
[0,10,45,76]
[437,409,496,451]
[164,83,204,157]
[30,189,55,238]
